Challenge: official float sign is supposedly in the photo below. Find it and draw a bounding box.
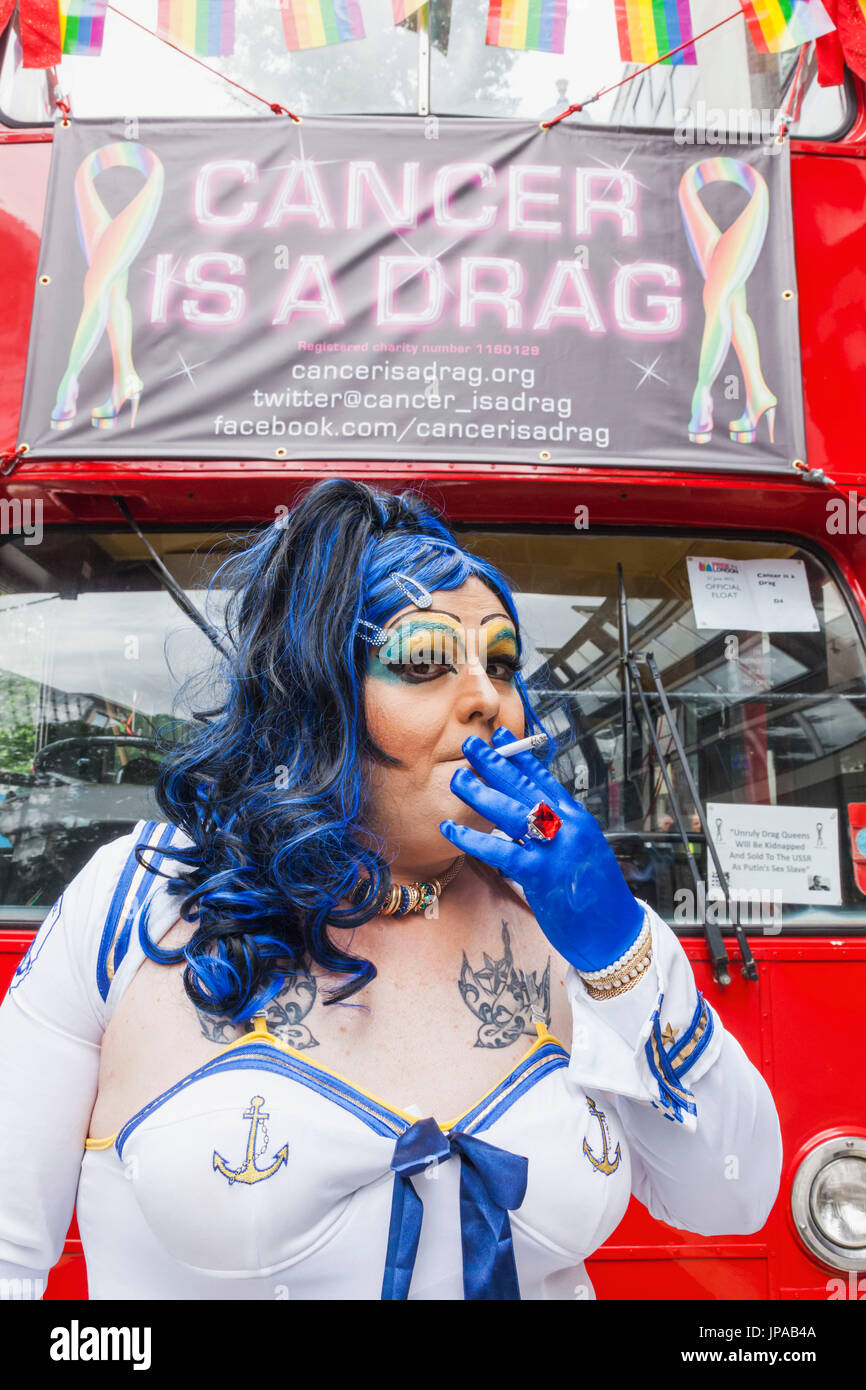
[18,116,806,471]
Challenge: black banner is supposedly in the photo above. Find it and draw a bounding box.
[18,116,806,471]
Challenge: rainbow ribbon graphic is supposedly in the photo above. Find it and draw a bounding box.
[486,0,567,52]
[156,0,235,55]
[280,0,365,49]
[738,0,835,52]
[614,0,697,64]
[59,0,108,55]
[50,142,165,435]
[678,158,777,447]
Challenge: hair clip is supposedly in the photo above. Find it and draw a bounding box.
[390,571,433,608]
[357,619,389,646]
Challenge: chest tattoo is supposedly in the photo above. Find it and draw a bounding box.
[458,922,551,1048]
[197,970,319,1048]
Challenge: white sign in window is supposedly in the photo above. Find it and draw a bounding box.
[686,557,819,633]
[706,803,841,906]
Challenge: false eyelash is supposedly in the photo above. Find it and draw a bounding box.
[489,653,523,673]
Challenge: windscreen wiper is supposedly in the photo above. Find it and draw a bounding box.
[622,648,732,987]
[113,496,230,659]
[618,567,756,985]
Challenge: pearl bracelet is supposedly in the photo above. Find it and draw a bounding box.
[577,917,653,1000]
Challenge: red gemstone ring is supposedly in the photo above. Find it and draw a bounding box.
[525,801,562,841]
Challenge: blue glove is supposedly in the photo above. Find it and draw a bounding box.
[440,727,645,973]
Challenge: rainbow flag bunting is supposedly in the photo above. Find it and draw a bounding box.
[157,0,235,55]
[58,0,107,55]
[615,0,698,65]
[392,0,426,21]
[280,0,365,49]
[486,0,567,51]
[738,0,835,52]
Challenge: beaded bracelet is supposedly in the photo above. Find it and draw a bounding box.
[577,916,653,1001]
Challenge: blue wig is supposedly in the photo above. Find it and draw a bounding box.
[140,479,547,1021]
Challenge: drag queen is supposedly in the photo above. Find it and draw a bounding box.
[0,480,782,1299]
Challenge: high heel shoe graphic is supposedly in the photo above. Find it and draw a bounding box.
[50,382,80,431]
[687,388,714,444]
[729,398,777,445]
[679,158,777,451]
[49,142,164,439]
[91,375,143,430]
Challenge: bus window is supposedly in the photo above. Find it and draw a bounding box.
[0,0,852,137]
[0,527,225,920]
[462,529,866,934]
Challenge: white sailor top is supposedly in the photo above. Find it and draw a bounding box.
[0,821,783,1300]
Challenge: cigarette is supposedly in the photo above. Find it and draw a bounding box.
[496,732,549,758]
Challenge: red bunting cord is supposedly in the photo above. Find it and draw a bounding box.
[541,7,746,129]
[104,4,301,121]
[49,67,72,125]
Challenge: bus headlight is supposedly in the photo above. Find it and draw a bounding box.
[791,1137,866,1271]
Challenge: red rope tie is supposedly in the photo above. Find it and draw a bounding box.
[542,94,598,129]
[270,102,302,121]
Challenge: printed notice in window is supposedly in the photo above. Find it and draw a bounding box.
[707,804,841,906]
[686,557,820,633]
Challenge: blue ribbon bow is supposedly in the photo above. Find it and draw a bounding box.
[381,1117,528,1300]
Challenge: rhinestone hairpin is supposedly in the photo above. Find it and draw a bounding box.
[357,619,389,645]
[390,571,433,608]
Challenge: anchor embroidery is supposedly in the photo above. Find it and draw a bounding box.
[213,1095,288,1186]
[582,1097,622,1176]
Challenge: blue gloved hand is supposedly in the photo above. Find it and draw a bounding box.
[440,727,645,973]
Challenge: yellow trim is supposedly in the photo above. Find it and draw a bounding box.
[84,1134,116,1150]
[84,1015,566,1148]
[211,1017,567,1131]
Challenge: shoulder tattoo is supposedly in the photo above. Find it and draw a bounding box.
[458,922,551,1048]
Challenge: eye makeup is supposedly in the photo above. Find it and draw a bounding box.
[369,615,463,684]
[367,612,521,684]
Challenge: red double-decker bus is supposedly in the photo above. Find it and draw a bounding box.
[0,4,864,1300]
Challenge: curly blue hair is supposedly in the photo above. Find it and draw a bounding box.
[138,478,547,1020]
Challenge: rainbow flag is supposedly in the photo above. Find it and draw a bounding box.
[157,0,235,55]
[280,0,365,49]
[739,0,835,52]
[58,0,107,55]
[615,0,697,64]
[392,0,426,21]
[486,0,567,51]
